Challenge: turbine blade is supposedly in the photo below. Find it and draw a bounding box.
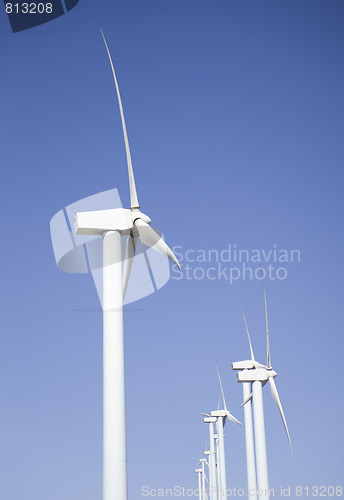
[201,413,211,417]
[240,303,255,362]
[123,233,138,297]
[217,391,221,411]
[269,377,292,454]
[134,218,181,268]
[226,412,244,427]
[240,392,253,408]
[259,266,271,368]
[216,365,227,412]
[100,29,140,209]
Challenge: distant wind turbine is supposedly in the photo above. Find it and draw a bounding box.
[199,458,208,500]
[195,467,203,500]
[235,305,258,500]
[195,458,208,500]
[202,417,218,500]
[202,369,242,498]
[232,281,292,500]
[72,31,181,500]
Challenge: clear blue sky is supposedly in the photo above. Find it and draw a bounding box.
[0,1,343,499]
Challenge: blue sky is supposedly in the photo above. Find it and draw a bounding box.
[0,1,343,499]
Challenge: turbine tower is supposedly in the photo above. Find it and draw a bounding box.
[232,282,292,500]
[214,432,221,498]
[202,370,242,499]
[199,458,208,500]
[203,451,211,499]
[202,417,218,500]
[195,468,203,500]
[73,31,180,500]
[237,305,258,500]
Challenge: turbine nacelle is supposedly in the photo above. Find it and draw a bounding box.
[74,208,153,236]
[210,410,228,418]
[231,360,267,370]
[75,208,134,236]
[203,416,217,424]
[236,367,277,383]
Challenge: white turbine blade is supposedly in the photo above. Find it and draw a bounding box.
[217,391,221,411]
[269,377,292,454]
[240,303,255,362]
[226,412,244,427]
[260,266,271,368]
[201,413,211,417]
[100,29,140,209]
[216,365,227,412]
[123,233,138,297]
[240,392,253,408]
[134,218,181,268]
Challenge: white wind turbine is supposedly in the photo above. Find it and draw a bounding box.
[202,370,243,499]
[195,467,203,500]
[202,417,218,500]
[235,305,258,500]
[73,31,181,500]
[199,458,208,500]
[203,451,211,499]
[195,458,210,500]
[213,393,221,498]
[195,457,208,500]
[232,281,292,500]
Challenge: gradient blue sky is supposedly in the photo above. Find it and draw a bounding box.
[0,1,343,499]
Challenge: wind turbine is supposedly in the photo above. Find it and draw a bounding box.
[73,31,181,500]
[236,305,258,500]
[213,394,221,498]
[202,417,218,500]
[195,458,208,500]
[195,467,203,500]
[232,281,292,500]
[202,369,242,499]
[203,451,211,499]
[199,458,208,500]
